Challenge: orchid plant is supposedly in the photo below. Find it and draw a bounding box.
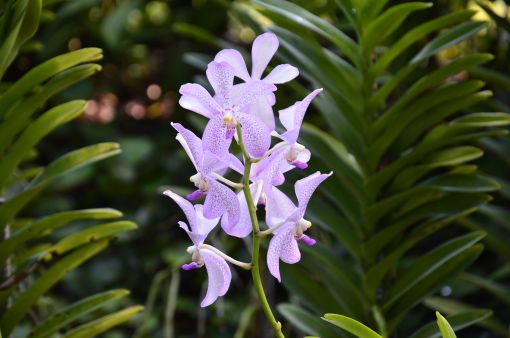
[164,32,331,337]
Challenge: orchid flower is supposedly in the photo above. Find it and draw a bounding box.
[179,60,276,158]
[171,122,240,230]
[163,190,231,307]
[215,32,299,131]
[275,88,323,171]
[224,149,288,238]
[265,171,332,282]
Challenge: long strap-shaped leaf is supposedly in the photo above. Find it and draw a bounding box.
[61,306,144,338]
[30,289,131,338]
[0,239,111,336]
[322,313,383,338]
[0,143,121,232]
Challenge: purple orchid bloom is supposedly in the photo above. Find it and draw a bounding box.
[179,60,276,158]
[276,88,323,171]
[224,149,288,238]
[215,32,299,131]
[265,171,332,282]
[171,122,240,230]
[163,190,231,307]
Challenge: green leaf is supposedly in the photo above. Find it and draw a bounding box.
[459,273,510,307]
[0,64,102,154]
[409,310,492,338]
[411,21,486,64]
[0,239,111,336]
[42,221,137,259]
[322,313,383,338]
[0,208,122,265]
[253,0,360,65]
[0,100,86,189]
[385,245,484,330]
[372,54,493,137]
[372,10,476,75]
[436,312,457,338]
[424,174,500,193]
[0,48,102,116]
[30,289,130,338]
[383,232,485,308]
[424,297,508,336]
[362,2,432,57]
[61,305,144,338]
[278,304,347,338]
[0,143,121,232]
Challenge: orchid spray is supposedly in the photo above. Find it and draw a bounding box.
[164,33,331,337]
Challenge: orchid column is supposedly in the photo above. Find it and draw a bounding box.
[164,33,331,338]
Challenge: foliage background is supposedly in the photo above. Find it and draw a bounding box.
[4,0,510,337]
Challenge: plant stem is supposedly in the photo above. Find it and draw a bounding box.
[236,124,285,338]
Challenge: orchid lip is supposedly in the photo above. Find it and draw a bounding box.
[181,262,201,271]
[297,234,316,246]
[187,189,205,201]
[291,160,308,169]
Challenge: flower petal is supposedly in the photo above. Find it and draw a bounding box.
[279,88,323,132]
[179,83,221,118]
[214,49,250,82]
[163,189,197,231]
[265,186,296,228]
[194,204,219,236]
[233,81,276,113]
[251,32,279,80]
[221,189,253,238]
[206,61,234,107]
[203,179,240,228]
[202,116,232,159]
[171,122,203,171]
[295,171,332,217]
[200,248,232,307]
[263,64,299,84]
[267,226,301,282]
[246,96,275,132]
[179,221,206,247]
[237,113,272,158]
[229,153,244,175]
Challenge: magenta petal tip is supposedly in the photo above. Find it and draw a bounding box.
[182,262,200,271]
[298,234,316,246]
[292,160,308,170]
[187,190,205,201]
[225,128,235,139]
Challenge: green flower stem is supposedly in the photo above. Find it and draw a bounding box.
[236,124,285,338]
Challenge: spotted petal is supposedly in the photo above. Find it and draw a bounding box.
[267,225,301,282]
[237,113,272,158]
[221,189,253,238]
[202,116,232,159]
[172,122,203,172]
[214,49,250,82]
[200,248,232,307]
[251,32,279,80]
[206,61,234,107]
[179,83,221,118]
[203,179,240,228]
[295,171,332,218]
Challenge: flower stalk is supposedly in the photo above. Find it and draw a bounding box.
[237,124,285,338]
